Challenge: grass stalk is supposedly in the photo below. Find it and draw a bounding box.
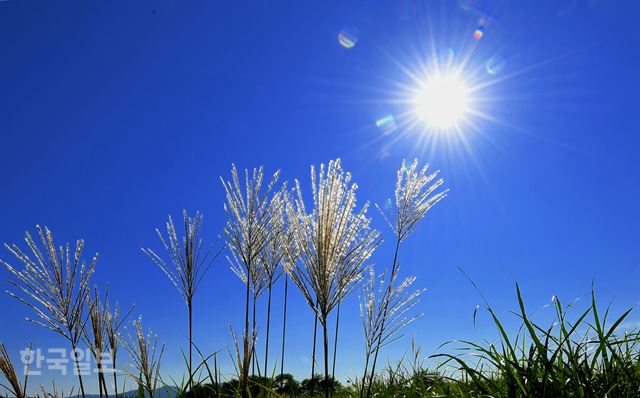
[331,301,340,391]
[365,238,400,398]
[242,269,251,397]
[322,316,329,398]
[105,299,134,398]
[70,341,86,398]
[279,276,288,389]
[251,293,257,377]
[142,210,221,392]
[311,301,318,381]
[264,283,272,382]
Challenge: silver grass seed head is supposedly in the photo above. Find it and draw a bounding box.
[377,159,447,243]
[285,159,380,323]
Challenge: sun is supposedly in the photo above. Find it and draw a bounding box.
[413,73,471,130]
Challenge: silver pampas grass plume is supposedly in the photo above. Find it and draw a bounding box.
[2,226,97,398]
[142,210,221,388]
[122,318,165,398]
[284,159,380,398]
[220,164,286,396]
[363,159,446,398]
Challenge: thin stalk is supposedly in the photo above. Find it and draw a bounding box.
[331,301,340,394]
[311,303,318,379]
[252,294,257,376]
[113,366,118,397]
[359,353,371,398]
[242,266,251,398]
[71,341,86,398]
[279,276,288,388]
[98,371,103,398]
[188,300,193,390]
[102,372,109,398]
[264,283,272,379]
[214,352,219,397]
[97,370,108,398]
[365,237,401,398]
[323,318,329,398]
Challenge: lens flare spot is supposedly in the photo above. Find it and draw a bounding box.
[338,27,359,48]
[376,114,397,135]
[439,47,456,66]
[384,197,393,210]
[458,0,476,11]
[486,55,506,75]
[473,26,485,39]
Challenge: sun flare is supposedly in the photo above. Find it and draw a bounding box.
[413,73,471,130]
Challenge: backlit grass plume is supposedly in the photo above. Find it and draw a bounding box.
[364,159,446,398]
[84,286,110,398]
[0,342,28,398]
[104,293,134,398]
[227,325,257,395]
[2,226,97,398]
[359,266,424,398]
[142,210,221,389]
[221,165,286,397]
[39,380,73,398]
[122,318,165,398]
[378,159,447,243]
[284,159,380,398]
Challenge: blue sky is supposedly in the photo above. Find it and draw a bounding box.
[1,0,640,393]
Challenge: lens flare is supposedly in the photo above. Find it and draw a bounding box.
[458,0,474,11]
[376,114,397,135]
[473,26,485,39]
[338,27,359,48]
[439,46,456,66]
[384,197,393,210]
[486,55,506,75]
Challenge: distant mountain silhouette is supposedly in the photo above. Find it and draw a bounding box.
[71,385,177,398]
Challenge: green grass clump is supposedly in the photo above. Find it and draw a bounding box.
[426,283,640,397]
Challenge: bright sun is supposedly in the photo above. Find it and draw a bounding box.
[414,73,471,130]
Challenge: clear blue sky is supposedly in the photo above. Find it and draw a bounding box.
[1,0,639,394]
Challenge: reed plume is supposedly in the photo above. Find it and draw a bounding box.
[0,342,28,398]
[378,159,447,243]
[358,266,424,398]
[142,210,221,389]
[122,318,165,398]
[364,159,446,398]
[284,159,380,398]
[226,325,256,395]
[84,286,110,398]
[104,295,134,398]
[221,165,286,397]
[39,380,73,398]
[2,226,97,398]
